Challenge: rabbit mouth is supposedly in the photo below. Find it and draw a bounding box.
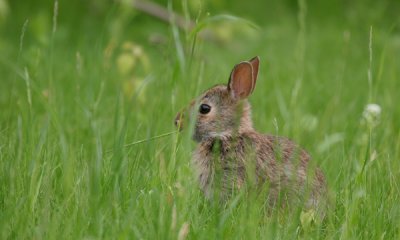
[193,130,232,142]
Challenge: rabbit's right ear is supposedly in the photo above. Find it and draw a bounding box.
[228,61,255,99]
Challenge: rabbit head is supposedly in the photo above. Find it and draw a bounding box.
[175,57,260,142]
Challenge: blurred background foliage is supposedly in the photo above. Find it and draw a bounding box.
[1,0,400,238]
[1,0,399,108]
[2,0,400,50]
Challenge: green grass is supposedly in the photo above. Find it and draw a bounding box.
[1,0,400,239]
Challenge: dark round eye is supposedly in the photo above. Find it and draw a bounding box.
[199,104,211,114]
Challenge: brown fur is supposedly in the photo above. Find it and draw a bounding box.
[175,57,327,215]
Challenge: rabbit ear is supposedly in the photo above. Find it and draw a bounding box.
[228,56,260,99]
[249,56,260,92]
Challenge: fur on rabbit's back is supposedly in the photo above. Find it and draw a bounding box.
[192,131,326,208]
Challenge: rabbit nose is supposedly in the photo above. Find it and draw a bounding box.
[174,112,184,130]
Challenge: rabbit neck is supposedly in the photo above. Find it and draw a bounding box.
[198,135,233,155]
[238,100,254,134]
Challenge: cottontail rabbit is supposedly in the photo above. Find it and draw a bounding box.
[175,57,327,215]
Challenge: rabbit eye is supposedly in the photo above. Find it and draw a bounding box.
[199,104,211,114]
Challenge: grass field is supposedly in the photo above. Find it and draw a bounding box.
[1,0,400,239]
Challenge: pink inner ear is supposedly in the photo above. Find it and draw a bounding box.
[229,62,253,99]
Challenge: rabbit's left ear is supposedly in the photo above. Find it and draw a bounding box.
[228,56,260,99]
[249,56,259,91]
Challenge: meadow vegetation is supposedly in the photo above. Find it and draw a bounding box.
[0,0,400,239]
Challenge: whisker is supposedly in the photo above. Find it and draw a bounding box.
[106,131,178,153]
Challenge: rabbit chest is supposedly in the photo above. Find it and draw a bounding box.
[192,136,261,199]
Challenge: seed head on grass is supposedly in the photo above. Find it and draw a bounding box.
[178,222,190,240]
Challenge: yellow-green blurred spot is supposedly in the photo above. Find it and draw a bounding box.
[300,209,316,230]
[117,53,136,75]
[0,0,9,22]
[123,78,146,103]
